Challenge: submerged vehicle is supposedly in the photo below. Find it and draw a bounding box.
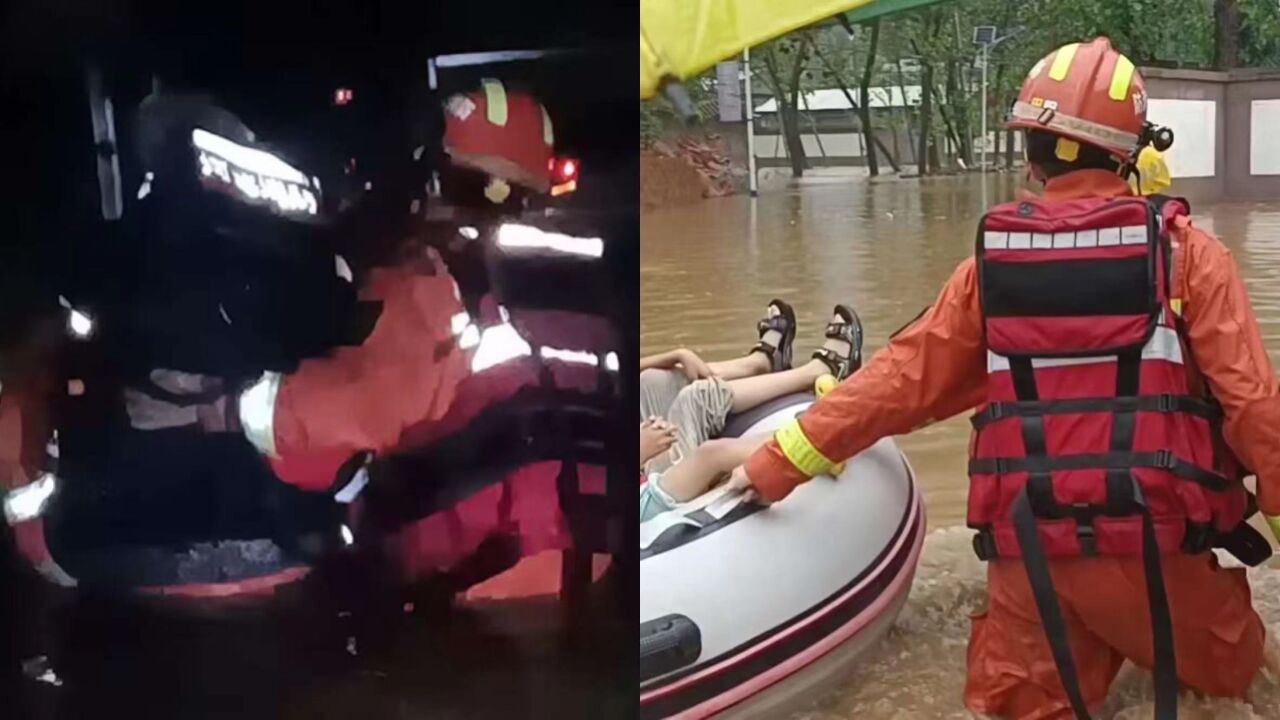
[640,394,925,719]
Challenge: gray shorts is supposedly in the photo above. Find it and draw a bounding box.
[640,369,734,475]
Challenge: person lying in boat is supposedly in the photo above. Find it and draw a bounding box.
[639,299,798,404]
[640,306,861,521]
[641,303,861,476]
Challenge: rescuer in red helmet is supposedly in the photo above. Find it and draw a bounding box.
[215,78,605,606]
[729,37,1280,719]
[378,79,619,605]
[229,78,564,483]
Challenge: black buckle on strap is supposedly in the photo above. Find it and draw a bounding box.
[1153,449,1177,471]
[1182,522,1214,555]
[1075,518,1098,557]
[973,530,999,561]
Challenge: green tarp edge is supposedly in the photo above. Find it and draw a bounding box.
[842,0,954,24]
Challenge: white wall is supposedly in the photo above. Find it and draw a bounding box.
[1250,99,1280,175]
[1147,98,1216,178]
[757,132,866,159]
[755,130,1022,162]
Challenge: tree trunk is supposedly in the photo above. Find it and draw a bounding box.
[990,63,1006,166]
[859,19,882,176]
[918,62,933,176]
[896,56,916,167]
[807,34,900,172]
[763,48,808,178]
[781,105,807,177]
[890,116,902,166]
[943,60,971,164]
[787,41,812,173]
[1214,0,1242,70]
[936,81,963,167]
[1005,128,1015,169]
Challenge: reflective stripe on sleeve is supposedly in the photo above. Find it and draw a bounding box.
[775,418,835,478]
[239,371,282,457]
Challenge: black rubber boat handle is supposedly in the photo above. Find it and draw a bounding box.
[640,614,702,683]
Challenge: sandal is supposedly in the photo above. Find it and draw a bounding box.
[747,299,796,372]
[812,304,864,381]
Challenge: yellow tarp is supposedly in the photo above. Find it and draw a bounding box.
[640,0,877,98]
[1130,146,1172,196]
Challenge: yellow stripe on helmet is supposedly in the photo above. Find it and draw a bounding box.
[482,79,508,127]
[1055,137,1080,162]
[1109,55,1136,101]
[1049,43,1081,82]
[775,418,835,478]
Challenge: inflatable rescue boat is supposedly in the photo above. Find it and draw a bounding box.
[639,393,925,719]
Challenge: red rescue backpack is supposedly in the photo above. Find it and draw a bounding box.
[967,194,1270,720]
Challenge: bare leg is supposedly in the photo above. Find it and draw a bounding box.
[706,302,787,380]
[707,352,770,380]
[726,358,827,414]
[658,435,771,503]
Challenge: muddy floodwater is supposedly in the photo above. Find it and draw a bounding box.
[641,172,1280,718]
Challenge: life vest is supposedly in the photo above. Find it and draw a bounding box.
[378,294,619,591]
[967,194,1249,560]
[966,193,1270,720]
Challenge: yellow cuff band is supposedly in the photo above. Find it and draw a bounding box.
[776,419,834,478]
[1265,514,1280,541]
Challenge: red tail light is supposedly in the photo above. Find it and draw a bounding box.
[550,157,579,184]
[549,157,579,196]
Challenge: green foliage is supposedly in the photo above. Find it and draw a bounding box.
[641,0,1280,159]
[1240,0,1280,66]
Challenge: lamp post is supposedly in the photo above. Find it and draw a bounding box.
[973,26,1022,174]
[744,48,759,197]
[973,26,996,174]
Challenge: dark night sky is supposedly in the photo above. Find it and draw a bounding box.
[0,4,635,227]
[0,0,636,335]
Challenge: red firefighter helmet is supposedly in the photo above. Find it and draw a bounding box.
[442,79,554,195]
[1007,36,1147,160]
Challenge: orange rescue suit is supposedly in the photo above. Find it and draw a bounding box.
[260,253,472,489]
[744,170,1279,718]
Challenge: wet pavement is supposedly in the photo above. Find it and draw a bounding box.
[1,539,630,719]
